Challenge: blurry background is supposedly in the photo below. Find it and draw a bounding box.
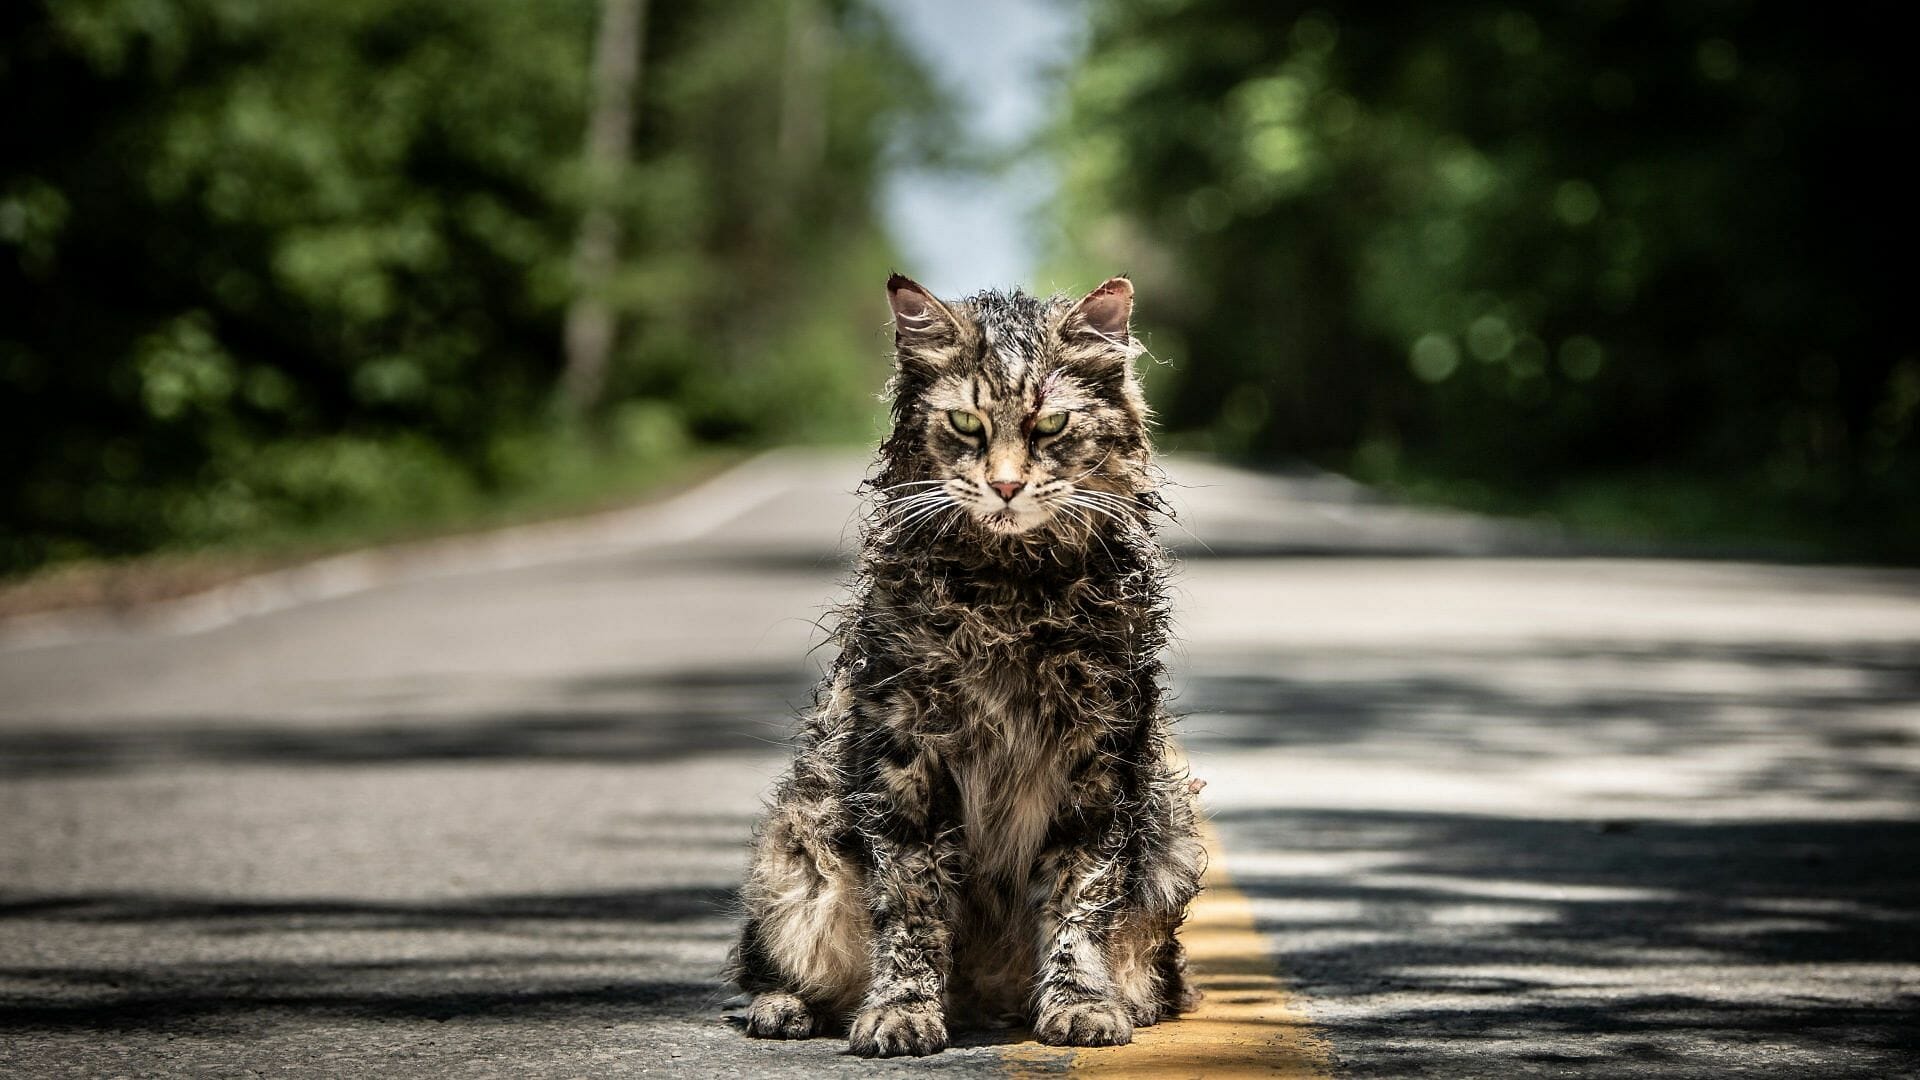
[4,9,1916,1074]
[3,0,1911,589]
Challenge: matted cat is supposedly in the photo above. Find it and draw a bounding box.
[728,275,1206,1057]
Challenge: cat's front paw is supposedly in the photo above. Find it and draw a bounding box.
[847,1001,948,1057]
[1035,999,1134,1047]
[744,991,814,1039]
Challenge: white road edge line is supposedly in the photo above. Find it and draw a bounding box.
[0,449,843,653]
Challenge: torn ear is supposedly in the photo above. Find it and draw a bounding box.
[1067,276,1134,345]
[887,273,961,355]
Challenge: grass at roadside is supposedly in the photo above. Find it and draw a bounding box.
[1360,462,1920,565]
[0,444,746,621]
[1156,429,1917,565]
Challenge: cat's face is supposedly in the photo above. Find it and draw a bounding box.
[884,277,1149,540]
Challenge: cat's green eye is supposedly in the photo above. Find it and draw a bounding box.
[947,410,984,435]
[1031,411,1069,437]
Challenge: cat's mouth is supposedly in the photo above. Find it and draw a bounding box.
[978,507,1047,536]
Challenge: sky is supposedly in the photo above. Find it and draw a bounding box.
[875,0,1084,299]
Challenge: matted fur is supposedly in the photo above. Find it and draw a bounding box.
[728,276,1207,1058]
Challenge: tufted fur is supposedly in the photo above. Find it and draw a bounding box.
[727,275,1207,1057]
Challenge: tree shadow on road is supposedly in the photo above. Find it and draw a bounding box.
[1178,632,1920,1079]
[1213,808,1920,1078]
[1175,636,1920,808]
[0,663,821,778]
[0,879,749,1033]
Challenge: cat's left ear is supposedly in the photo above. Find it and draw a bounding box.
[887,273,963,361]
[1066,276,1134,346]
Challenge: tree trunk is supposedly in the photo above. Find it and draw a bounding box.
[777,0,827,188]
[560,0,647,418]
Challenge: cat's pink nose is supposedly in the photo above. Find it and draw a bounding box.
[989,480,1025,502]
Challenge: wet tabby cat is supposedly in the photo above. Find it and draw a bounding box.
[728,275,1206,1057]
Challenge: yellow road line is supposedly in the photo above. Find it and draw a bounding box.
[1005,823,1335,1078]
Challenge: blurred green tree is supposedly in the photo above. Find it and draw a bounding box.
[0,0,943,572]
[1055,1,1911,556]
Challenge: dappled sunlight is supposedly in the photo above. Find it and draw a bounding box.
[1172,553,1919,1077]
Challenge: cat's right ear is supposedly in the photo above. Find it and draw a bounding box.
[887,273,962,365]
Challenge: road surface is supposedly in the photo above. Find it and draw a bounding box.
[2,450,1917,1077]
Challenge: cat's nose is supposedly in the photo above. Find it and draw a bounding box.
[989,480,1025,503]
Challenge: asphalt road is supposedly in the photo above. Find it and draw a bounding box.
[2,450,1917,1078]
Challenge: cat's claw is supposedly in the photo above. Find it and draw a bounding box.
[1035,999,1134,1046]
[847,1002,948,1057]
[744,991,815,1039]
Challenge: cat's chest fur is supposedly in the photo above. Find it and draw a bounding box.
[949,666,1073,883]
[877,561,1130,881]
[934,593,1108,883]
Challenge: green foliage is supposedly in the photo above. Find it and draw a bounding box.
[0,0,937,573]
[1056,1,1912,558]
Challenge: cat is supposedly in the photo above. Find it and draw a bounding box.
[727,274,1206,1057]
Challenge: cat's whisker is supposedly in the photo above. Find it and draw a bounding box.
[881,490,952,518]
[1052,502,1120,565]
[880,514,940,544]
[876,479,954,494]
[900,501,955,534]
[1063,448,1117,484]
[1064,494,1134,528]
[930,508,965,546]
[1066,498,1134,524]
[1050,500,1092,533]
[903,506,962,546]
[1060,500,1139,564]
[1069,488,1144,511]
[1082,490,1197,550]
[886,484,953,502]
[1070,490,1173,542]
[1074,485,1171,521]
[1079,488,1209,551]
[889,508,949,539]
[891,498,957,539]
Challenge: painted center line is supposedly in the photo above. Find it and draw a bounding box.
[1005,822,1334,1077]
